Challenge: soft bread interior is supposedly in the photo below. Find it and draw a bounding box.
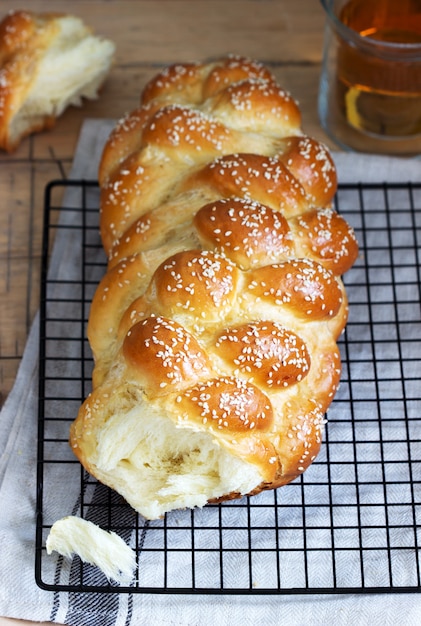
[9,15,115,145]
[46,516,136,584]
[81,391,263,520]
[29,17,114,113]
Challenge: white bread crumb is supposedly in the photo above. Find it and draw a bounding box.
[46,515,136,585]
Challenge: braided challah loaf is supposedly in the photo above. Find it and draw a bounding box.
[70,55,358,520]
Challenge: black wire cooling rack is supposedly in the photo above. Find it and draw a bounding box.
[35,179,421,595]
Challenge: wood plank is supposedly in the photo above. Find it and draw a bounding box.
[0,0,326,65]
[0,161,71,403]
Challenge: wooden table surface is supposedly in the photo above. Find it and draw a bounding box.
[0,1,331,623]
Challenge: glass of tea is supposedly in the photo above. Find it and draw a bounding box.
[318,0,421,156]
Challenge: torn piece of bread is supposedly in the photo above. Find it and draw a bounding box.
[0,9,115,151]
[70,55,359,521]
[46,516,136,585]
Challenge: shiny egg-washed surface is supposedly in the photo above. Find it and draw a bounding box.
[70,55,358,520]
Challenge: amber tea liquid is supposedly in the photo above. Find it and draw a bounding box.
[337,0,421,137]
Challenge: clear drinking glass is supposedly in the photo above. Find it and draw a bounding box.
[318,0,421,156]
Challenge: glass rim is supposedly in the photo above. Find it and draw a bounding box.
[320,0,421,56]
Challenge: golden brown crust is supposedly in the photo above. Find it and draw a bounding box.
[194,197,293,270]
[123,316,212,393]
[0,11,53,150]
[277,136,337,205]
[70,55,359,520]
[214,321,311,390]
[245,259,345,320]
